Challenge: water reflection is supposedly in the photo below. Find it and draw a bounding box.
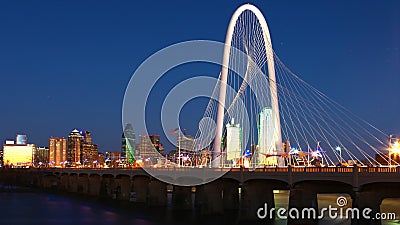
[0,192,398,225]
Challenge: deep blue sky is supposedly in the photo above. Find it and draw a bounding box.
[0,0,399,152]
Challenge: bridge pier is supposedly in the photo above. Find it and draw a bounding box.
[172,185,193,210]
[77,174,88,194]
[100,175,113,198]
[114,175,131,201]
[23,171,36,187]
[41,175,58,189]
[288,187,318,225]
[195,180,224,215]
[68,174,79,193]
[147,179,167,206]
[240,180,276,222]
[88,174,101,196]
[352,191,382,225]
[131,176,150,204]
[59,174,69,191]
[223,179,240,211]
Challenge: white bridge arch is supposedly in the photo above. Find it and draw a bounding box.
[213,4,284,167]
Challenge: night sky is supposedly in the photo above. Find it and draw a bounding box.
[0,0,399,152]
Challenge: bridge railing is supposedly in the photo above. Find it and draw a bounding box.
[251,167,288,172]
[358,167,399,173]
[290,166,353,173]
[29,166,400,176]
[245,166,355,173]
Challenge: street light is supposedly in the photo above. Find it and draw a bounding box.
[392,142,400,154]
[335,146,342,165]
[388,135,400,167]
[389,140,400,167]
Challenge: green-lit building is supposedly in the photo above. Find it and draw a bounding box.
[121,123,136,164]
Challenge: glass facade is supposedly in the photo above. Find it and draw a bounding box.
[121,123,136,164]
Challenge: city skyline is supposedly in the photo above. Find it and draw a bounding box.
[0,0,399,152]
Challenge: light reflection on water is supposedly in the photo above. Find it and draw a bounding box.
[0,193,158,225]
[0,192,398,225]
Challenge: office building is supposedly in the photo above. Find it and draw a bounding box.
[258,107,276,165]
[225,118,242,163]
[49,137,67,167]
[34,147,49,166]
[139,135,161,158]
[81,131,98,166]
[67,129,83,166]
[97,152,105,167]
[105,151,121,167]
[176,135,195,152]
[3,142,36,167]
[66,129,98,167]
[121,123,136,164]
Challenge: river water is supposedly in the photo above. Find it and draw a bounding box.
[0,191,398,225]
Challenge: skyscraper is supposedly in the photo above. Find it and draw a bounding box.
[81,131,98,166]
[66,129,98,167]
[67,129,82,166]
[34,147,49,166]
[258,107,276,165]
[121,123,136,164]
[176,135,195,152]
[49,137,67,167]
[139,135,161,158]
[83,131,92,144]
[225,118,241,165]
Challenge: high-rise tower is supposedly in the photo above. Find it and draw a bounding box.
[139,134,161,158]
[81,131,98,166]
[49,137,67,166]
[67,129,83,166]
[225,118,241,166]
[258,107,276,165]
[121,123,136,164]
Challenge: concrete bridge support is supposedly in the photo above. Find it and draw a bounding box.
[68,174,79,193]
[195,180,224,215]
[88,174,101,196]
[22,171,37,187]
[131,176,150,204]
[240,180,284,222]
[288,187,318,225]
[41,175,59,189]
[288,181,354,225]
[114,175,131,201]
[352,191,382,225]
[100,175,114,198]
[353,182,400,225]
[59,174,69,191]
[147,179,167,206]
[222,179,240,211]
[172,186,193,210]
[77,174,89,194]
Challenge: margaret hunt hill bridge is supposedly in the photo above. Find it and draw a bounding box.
[2,4,400,225]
